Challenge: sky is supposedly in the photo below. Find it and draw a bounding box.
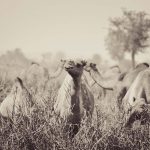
[0,0,150,61]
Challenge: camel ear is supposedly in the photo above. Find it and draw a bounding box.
[90,63,93,67]
[90,63,96,68]
[15,77,24,89]
[81,60,87,67]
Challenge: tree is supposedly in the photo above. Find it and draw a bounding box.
[105,9,150,68]
[105,18,126,61]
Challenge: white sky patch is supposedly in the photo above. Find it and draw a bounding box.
[0,0,150,62]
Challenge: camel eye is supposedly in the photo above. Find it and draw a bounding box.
[77,63,81,68]
[133,97,136,102]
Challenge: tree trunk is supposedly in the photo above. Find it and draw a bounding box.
[131,51,135,69]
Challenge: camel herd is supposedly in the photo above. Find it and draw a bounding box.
[0,59,150,138]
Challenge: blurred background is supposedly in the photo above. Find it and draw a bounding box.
[0,0,150,79]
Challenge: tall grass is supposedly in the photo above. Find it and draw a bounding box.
[0,74,150,150]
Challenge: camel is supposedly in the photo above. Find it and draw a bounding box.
[54,60,94,138]
[116,63,149,108]
[21,60,66,93]
[19,60,66,107]
[0,61,66,119]
[121,68,150,127]
[0,77,33,119]
[85,62,149,102]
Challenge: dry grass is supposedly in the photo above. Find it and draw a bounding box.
[0,74,150,150]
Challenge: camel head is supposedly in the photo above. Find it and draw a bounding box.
[84,62,98,73]
[64,60,87,78]
[122,96,147,116]
[124,97,149,128]
[60,59,67,68]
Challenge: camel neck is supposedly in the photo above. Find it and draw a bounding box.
[90,69,114,90]
[71,76,82,120]
[73,76,82,89]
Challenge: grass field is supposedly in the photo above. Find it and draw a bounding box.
[0,69,150,150]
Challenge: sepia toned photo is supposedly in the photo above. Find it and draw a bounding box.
[0,0,150,149]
